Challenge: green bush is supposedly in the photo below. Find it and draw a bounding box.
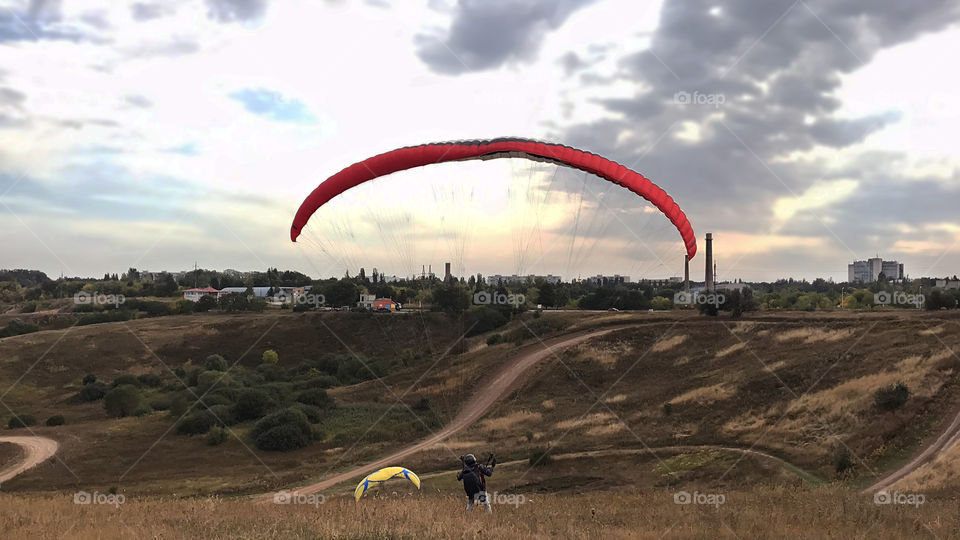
[133,404,153,417]
[111,374,140,388]
[207,404,236,426]
[8,413,36,428]
[177,410,216,435]
[290,403,322,423]
[875,382,910,411]
[148,397,171,411]
[250,409,313,451]
[0,318,40,338]
[75,382,109,402]
[82,373,97,385]
[485,333,502,346]
[295,388,333,409]
[256,363,287,382]
[104,384,142,418]
[197,370,231,393]
[137,373,162,387]
[45,414,66,426]
[205,426,228,446]
[262,350,279,364]
[204,354,229,372]
[195,295,218,312]
[233,388,278,422]
[254,422,312,452]
[463,306,509,337]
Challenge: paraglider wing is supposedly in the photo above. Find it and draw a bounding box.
[290,138,697,259]
[353,466,422,502]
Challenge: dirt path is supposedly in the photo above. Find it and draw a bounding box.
[863,402,960,493]
[267,325,632,499]
[0,436,58,485]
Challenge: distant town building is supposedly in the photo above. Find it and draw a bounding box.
[848,257,903,283]
[584,274,630,286]
[357,294,376,309]
[182,287,223,302]
[486,274,562,286]
[715,282,751,293]
[639,277,684,288]
[373,298,400,312]
[936,279,960,290]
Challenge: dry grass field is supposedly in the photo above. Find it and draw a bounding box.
[0,486,954,539]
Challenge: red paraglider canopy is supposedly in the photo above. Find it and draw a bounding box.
[291,138,697,259]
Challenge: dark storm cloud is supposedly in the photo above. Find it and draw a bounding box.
[552,0,960,261]
[205,0,269,23]
[416,0,598,74]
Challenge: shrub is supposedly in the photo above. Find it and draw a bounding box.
[137,373,162,388]
[662,402,673,416]
[195,295,218,312]
[133,404,153,417]
[104,384,142,418]
[233,389,278,422]
[257,363,287,382]
[197,370,231,393]
[173,367,186,379]
[295,388,333,409]
[0,318,40,338]
[149,397,171,411]
[205,426,228,446]
[463,306,509,337]
[413,397,431,412]
[177,410,216,435]
[262,350,279,364]
[254,422,312,452]
[111,374,140,388]
[485,333,502,346]
[834,449,853,475]
[45,414,66,426]
[528,448,552,467]
[82,374,97,385]
[250,408,310,441]
[75,382,109,402]
[207,404,236,426]
[172,298,195,315]
[290,403,322,423]
[204,354,228,372]
[875,382,910,411]
[8,413,36,428]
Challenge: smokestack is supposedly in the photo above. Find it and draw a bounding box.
[705,233,714,292]
[684,255,690,293]
[445,262,451,281]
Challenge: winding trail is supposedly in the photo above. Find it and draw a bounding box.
[264,325,632,499]
[0,436,58,485]
[863,401,960,493]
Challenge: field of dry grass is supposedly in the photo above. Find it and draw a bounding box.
[0,486,953,539]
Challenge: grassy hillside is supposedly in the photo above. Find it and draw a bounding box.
[1,310,959,499]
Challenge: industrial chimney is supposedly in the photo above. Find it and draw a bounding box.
[684,255,690,293]
[704,233,714,292]
[444,262,451,282]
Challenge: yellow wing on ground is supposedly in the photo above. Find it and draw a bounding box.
[354,467,421,502]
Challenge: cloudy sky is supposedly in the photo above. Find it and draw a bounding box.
[1,0,958,282]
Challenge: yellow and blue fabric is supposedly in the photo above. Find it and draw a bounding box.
[353,466,421,502]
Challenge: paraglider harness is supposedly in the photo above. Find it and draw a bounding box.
[458,453,496,499]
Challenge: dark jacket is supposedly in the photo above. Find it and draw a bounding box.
[457,462,494,497]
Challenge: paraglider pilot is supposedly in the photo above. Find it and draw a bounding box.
[457,453,496,513]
